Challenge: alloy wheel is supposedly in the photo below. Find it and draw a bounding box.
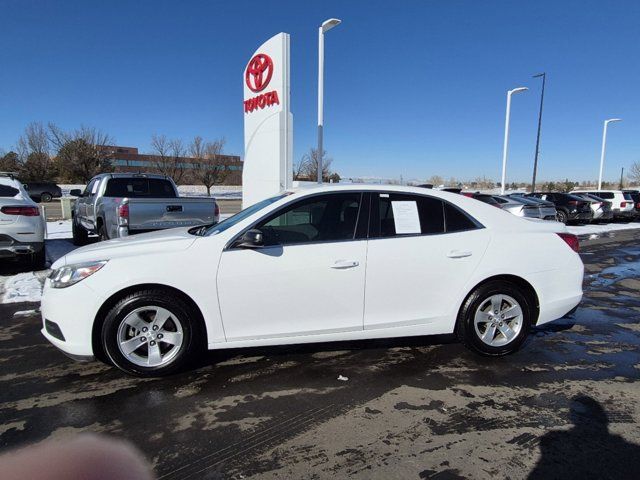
[473,294,524,347]
[117,306,184,367]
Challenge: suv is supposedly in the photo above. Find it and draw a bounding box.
[571,190,635,220]
[622,190,640,220]
[527,192,592,224]
[0,173,46,268]
[24,181,63,203]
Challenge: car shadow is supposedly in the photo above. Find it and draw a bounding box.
[191,333,458,369]
[527,395,640,479]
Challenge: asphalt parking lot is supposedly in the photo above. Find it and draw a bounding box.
[1,231,639,479]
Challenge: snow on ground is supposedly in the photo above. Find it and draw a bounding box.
[1,271,46,304]
[566,222,640,236]
[46,220,72,239]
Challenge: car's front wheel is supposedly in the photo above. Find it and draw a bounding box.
[40,192,52,202]
[457,280,532,356]
[72,218,88,246]
[101,289,201,376]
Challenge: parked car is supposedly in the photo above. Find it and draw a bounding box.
[571,190,635,220]
[23,181,63,203]
[42,185,583,376]
[572,193,613,222]
[508,195,557,220]
[70,173,220,245]
[491,195,544,219]
[622,190,640,220]
[0,173,46,268]
[527,192,592,224]
[461,192,502,208]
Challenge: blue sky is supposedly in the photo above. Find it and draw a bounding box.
[1,0,639,183]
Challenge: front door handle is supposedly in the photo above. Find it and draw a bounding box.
[330,260,359,269]
[447,250,472,259]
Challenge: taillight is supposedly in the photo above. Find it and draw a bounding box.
[557,233,579,253]
[636,202,640,209]
[117,203,129,225]
[1,206,40,216]
[567,200,578,206]
[214,203,220,217]
[621,202,627,208]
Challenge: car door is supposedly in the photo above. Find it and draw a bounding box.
[76,179,95,228]
[216,192,369,341]
[363,192,490,332]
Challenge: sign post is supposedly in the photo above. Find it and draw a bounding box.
[242,33,293,208]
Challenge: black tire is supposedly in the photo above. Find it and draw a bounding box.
[556,210,568,224]
[72,217,88,246]
[98,223,109,241]
[101,289,201,376]
[456,280,532,356]
[40,192,52,203]
[31,245,46,270]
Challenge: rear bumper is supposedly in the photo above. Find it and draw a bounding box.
[568,211,592,222]
[0,238,44,259]
[613,210,635,219]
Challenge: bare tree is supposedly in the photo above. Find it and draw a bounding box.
[189,136,228,196]
[293,156,310,180]
[150,134,186,183]
[49,124,114,182]
[629,162,640,185]
[299,148,333,182]
[16,122,53,180]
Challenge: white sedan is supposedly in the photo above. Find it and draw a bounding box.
[41,185,583,376]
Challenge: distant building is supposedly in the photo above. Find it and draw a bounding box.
[98,145,243,185]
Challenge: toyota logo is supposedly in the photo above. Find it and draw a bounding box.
[245,54,274,93]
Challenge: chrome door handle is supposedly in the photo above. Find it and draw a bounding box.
[330,260,359,269]
[447,250,472,259]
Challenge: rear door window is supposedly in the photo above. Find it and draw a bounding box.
[372,193,445,237]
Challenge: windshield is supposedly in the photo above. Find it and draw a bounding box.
[204,193,289,236]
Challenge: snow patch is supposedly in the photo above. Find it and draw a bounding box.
[46,220,72,239]
[1,272,44,304]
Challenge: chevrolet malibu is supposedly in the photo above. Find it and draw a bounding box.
[41,185,583,376]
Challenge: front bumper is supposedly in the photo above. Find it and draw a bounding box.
[40,279,102,359]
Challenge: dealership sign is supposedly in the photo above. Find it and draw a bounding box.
[242,33,293,208]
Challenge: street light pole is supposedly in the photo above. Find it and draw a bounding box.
[500,87,528,195]
[598,118,622,190]
[317,18,341,184]
[530,73,546,193]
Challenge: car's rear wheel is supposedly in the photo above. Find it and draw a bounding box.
[101,289,199,376]
[72,217,88,246]
[457,280,532,356]
[40,192,52,203]
[556,210,568,224]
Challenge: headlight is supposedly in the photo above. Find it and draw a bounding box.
[48,261,107,289]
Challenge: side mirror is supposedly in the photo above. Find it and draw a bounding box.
[234,229,264,249]
[70,189,82,197]
[23,184,29,190]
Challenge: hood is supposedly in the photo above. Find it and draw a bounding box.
[53,227,198,268]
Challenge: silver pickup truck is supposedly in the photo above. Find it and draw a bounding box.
[70,173,219,245]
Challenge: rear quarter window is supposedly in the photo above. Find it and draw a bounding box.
[444,202,479,232]
[0,185,19,197]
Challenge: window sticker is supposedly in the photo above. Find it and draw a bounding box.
[391,201,421,234]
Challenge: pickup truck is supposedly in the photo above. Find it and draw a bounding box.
[70,173,219,245]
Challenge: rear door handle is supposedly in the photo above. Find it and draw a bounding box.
[447,250,472,259]
[330,260,359,269]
